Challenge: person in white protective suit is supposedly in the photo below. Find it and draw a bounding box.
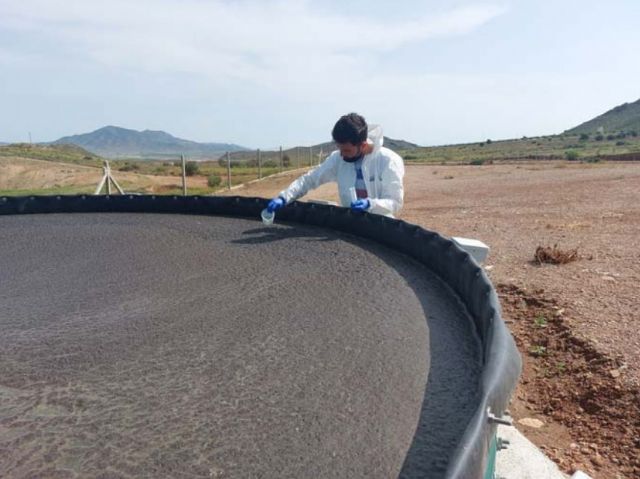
[266,113,405,218]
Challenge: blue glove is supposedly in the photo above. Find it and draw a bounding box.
[267,196,286,213]
[350,198,370,212]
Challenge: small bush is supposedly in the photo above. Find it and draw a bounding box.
[218,156,232,168]
[207,174,222,187]
[606,134,615,141]
[565,150,579,161]
[185,161,199,176]
[534,245,579,265]
[119,163,140,172]
[579,133,589,141]
[630,130,638,137]
[470,159,485,165]
[595,134,604,141]
[616,140,626,146]
[486,139,492,144]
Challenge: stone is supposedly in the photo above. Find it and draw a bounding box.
[517,417,544,428]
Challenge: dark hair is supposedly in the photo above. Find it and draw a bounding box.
[331,113,368,145]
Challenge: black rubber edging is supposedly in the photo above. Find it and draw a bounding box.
[0,195,521,479]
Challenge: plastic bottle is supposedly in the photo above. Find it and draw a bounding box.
[261,208,275,226]
[349,186,358,203]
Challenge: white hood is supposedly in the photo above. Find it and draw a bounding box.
[367,124,384,153]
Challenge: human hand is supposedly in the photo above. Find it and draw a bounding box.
[267,197,285,213]
[350,198,370,212]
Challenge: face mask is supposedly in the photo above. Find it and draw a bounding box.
[341,146,363,163]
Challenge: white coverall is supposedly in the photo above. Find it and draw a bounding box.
[278,126,405,217]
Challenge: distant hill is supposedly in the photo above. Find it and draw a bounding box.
[227,136,419,163]
[0,143,103,166]
[311,137,420,154]
[565,98,640,135]
[52,126,248,159]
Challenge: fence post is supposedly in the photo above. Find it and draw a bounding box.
[181,154,187,196]
[226,151,231,189]
[106,161,112,195]
[257,149,262,179]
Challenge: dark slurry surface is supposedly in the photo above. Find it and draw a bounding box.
[0,213,481,478]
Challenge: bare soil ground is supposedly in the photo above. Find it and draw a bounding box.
[0,157,207,192]
[226,160,640,479]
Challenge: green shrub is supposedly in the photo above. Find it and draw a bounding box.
[119,163,140,172]
[185,161,199,176]
[565,150,579,161]
[615,140,626,146]
[579,133,589,141]
[595,134,604,141]
[470,159,485,165]
[207,174,222,187]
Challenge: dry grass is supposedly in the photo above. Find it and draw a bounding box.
[534,245,579,265]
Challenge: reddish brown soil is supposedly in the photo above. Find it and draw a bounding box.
[230,160,640,478]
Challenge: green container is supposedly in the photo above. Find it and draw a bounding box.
[484,434,498,479]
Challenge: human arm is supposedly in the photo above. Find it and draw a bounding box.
[277,154,339,204]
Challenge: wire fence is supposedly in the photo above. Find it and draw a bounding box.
[181,146,328,193]
[0,145,330,197]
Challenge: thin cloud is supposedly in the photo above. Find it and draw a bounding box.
[0,1,507,82]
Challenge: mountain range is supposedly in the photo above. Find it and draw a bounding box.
[4,98,639,158]
[51,126,248,159]
[46,125,419,159]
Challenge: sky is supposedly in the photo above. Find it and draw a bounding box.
[1,0,639,148]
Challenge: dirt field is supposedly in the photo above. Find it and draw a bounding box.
[0,157,207,193]
[225,160,640,479]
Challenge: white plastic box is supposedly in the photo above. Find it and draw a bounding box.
[451,237,490,264]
